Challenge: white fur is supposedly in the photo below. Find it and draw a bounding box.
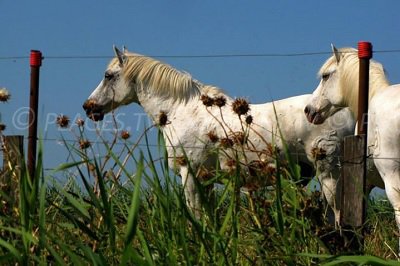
[85,47,356,223]
[306,45,400,251]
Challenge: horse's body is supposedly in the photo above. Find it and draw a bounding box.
[304,46,400,248]
[83,47,355,222]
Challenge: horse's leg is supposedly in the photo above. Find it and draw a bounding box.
[180,166,202,217]
[370,111,400,253]
[374,157,400,253]
[316,165,341,227]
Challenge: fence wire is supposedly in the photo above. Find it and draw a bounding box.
[1,49,400,61]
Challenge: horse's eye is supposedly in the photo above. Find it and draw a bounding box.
[104,72,114,80]
[322,73,330,81]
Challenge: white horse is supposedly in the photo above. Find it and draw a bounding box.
[304,46,399,245]
[83,46,354,221]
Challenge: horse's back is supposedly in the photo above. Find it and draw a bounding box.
[369,84,400,159]
[371,84,400,108]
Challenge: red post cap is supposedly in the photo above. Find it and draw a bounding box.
[30,50,42,67]
[358,41,372,59]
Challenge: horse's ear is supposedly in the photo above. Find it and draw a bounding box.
[122,46,128,53]
[113,45,127,65]
[331,44,340,63]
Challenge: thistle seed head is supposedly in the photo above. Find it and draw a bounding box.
[206,130,219,143]
[75,118,85,127]
[226,159,237,168]
[232,132,246,145]
[175,156,187,166]
[200,94,214,107]
[79,139,91,150]
[158,111,168,126]
[0,88,10,102]
[220,137,234,149]
[245,115,253,125]
[198,167,213,182]
[214,96,227,108]
[56,115,70,128]
[232,98,250,116]
[120,130,131,140]
[311,147,327,160]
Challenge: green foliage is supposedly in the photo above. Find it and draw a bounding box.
[0,127,398,264]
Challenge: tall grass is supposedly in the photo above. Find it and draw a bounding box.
[0,123,399,264]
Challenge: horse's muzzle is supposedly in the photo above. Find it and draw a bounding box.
[304,105,324,125]
[83,99,105,121]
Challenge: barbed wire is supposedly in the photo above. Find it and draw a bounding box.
[1,49,400,61]
[2,136,399,174]
[7,136,400,161]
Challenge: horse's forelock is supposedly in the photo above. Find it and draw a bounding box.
[318,56,337,78]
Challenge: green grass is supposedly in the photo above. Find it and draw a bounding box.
[0,129,399,265]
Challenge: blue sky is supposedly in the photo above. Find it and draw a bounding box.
[1,1,400,171]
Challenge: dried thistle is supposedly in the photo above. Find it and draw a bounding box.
[200,94,214,107]
[158,111,168,126]
[231,132,246,145]
[198,166,213,182]
[175,156,187,166]
[219,137,234,149]
[0,124,5,131]
[311,147,327,160]
[0,88,10,102]
[56,115,70,128]
[226,159,237,169]
[120,130,131,140]
[75,118,85,127]
[232,97,250,116]
[79,139,91,150]
[259,143,275,158]
[214,96,226,107]
[206,130,219,143]
[248,160,276,184]
[245,115,253,125]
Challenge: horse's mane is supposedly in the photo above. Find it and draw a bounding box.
[319,47,390,114]
[201,85,228,98]
[109,52,224,102]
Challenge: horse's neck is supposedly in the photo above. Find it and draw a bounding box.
[345,62,390,116]
[137,90,196,124]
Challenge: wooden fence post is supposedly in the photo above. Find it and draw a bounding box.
[1,135,24,213]
[27,50,42,181]
[339,41,372,252]
[341,135,366,227]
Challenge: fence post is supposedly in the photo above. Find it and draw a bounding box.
[1,135,24,213]
[340,41,372,251]
[27,50,42,181]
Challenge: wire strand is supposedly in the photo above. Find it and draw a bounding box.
[1,49,400,61]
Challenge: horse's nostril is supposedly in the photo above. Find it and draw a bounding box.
[304,106,309,114]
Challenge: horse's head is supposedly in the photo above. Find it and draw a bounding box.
[83,46,138,121]
[304,45,355,124]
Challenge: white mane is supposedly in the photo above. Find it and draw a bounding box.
[108,52,224,102]
[319,47,390,114]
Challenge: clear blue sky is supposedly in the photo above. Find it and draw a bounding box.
[1,1,400,171]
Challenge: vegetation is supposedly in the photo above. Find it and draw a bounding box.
[0,111,399,265]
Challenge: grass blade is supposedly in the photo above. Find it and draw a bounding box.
[124,152,143,246]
